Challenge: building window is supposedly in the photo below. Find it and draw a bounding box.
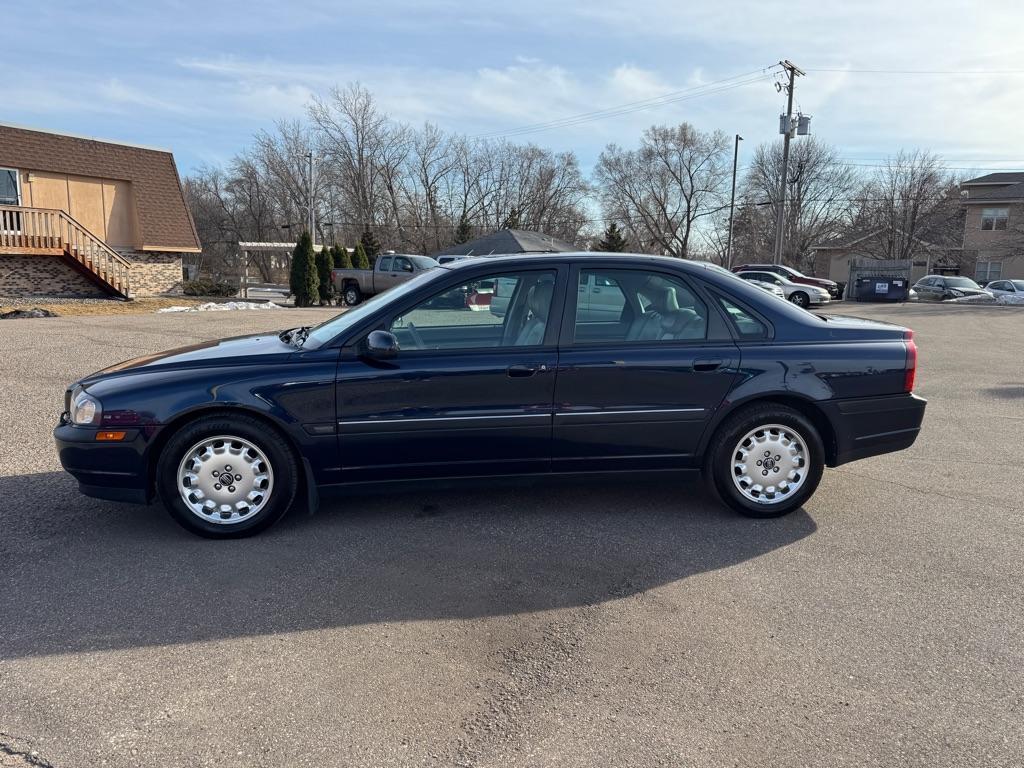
[975,261,1002,281]
[980,207,1009,231]
[0,168,19,205]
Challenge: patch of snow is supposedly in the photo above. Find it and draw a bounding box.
[157,301,282,313]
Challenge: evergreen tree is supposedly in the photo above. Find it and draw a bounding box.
[359,229,381,263]
[454,214,473,244]
[501,207,521,230]
[595,222,629,252]
[289,232,319,308]
[315,243,335,305]
[353,242,371,269]
[332,243,352,269]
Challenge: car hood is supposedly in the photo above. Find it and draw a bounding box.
[799,276,837,288]
[80,332,296,384]
[948,287,987,295]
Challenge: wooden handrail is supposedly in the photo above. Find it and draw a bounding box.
[0,204,131,297]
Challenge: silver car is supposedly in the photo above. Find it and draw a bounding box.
[747,279,787,300]
[736,270,831,307]
[984,279,1024,298]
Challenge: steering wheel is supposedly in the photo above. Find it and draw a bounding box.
[406,322,426,350]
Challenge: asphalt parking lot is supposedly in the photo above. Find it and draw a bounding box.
[1,303,1022,768]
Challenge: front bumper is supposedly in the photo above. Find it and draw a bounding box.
[821,393,927,466]
[54,417,156,504]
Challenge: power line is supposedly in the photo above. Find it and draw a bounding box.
[806,68,1024,75]
[472,66,779,140]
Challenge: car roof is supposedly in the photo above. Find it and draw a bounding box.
[439,251,725,275]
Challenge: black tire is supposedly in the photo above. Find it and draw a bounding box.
[705,403,824,519]
[343,284,362,306]
[789,291,810,308]
[156,413,299,538]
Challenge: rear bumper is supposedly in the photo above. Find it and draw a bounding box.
[54,419,156,504]
[821,393,927,466]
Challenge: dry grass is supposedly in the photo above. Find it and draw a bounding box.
[0,297,206,316]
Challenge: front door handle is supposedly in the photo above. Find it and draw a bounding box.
[693,358,723,372]
[507,363,547,378]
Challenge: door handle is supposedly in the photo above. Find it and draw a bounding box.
[693,358,723,372]
[507,363,547,378]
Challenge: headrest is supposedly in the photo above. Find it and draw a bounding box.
[528,280,554,319]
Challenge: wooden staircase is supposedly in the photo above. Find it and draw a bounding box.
[0,205,132,298]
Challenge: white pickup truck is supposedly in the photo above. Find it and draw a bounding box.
[331,254,439,305]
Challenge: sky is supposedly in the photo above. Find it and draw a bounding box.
[7,0,1024,178]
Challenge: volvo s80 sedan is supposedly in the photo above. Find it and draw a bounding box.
[55,254,926,538]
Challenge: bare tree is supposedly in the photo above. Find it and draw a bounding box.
[595,124,730,258]
[852,150,962,262]
[738,138,860,271]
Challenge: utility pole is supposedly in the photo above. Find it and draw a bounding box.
[773,59,804,265]
[726,133,743,269]
[306,151,315,246]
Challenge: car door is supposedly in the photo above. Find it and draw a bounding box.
[336,265,567,481]
[552,264,739,472]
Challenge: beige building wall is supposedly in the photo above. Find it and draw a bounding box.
[20,170,137,248]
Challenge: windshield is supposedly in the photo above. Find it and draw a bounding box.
[409,256,440,269]
[302,269,445,348]
[945,276,981,289]
[1012,281,1024,290]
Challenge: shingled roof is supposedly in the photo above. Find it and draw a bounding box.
[432,229,576,258]
[0,123,200,252]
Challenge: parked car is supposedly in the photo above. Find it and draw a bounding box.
[912,275,988,301]
[747,279,787,300]
[984,279,1024,298]
[332,254,438,305]
[55,253,925,538]
[732,263,840,298]
[735,270,831,307]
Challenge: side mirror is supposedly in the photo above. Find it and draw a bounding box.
[365,330,399,360]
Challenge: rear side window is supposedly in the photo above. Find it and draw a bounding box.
[377,256,393,271]
[717,296,769,340]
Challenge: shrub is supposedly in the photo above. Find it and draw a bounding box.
[289,232,320,308]
[315,245,335,305]
[332,244,352,269]
[183,278,237,297]
[353,242,370,269]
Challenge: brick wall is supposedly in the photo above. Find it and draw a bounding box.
[119,251,183,296]
[0,255,106,297]
[0,251,183,298]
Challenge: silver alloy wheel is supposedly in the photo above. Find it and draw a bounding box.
[344,286,360,305]
[176,435,274,525]
[790,292,809,307]
[731,423,808,504]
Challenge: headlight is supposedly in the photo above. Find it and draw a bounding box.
[949,289,964,298]
[70,388,103,426]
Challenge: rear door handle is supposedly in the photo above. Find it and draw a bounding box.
[693,358,723,372]
[507,363,547,378]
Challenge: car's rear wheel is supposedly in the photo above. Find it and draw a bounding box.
[707,404,824,518]
[156,413,299,538]
[343,284,362,306]
[789,291,810,308]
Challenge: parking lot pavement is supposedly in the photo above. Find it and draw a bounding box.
[1,303,1022,767]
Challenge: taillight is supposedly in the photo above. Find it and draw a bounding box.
[904,330,917,392]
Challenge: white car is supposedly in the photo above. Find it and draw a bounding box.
[984,279,1024,298]
[735,270,831,307]
[747,279,787,300]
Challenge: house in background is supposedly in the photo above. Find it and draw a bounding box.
[0,123,200,298]
[811,229,963,286]
[960,172,1024,283]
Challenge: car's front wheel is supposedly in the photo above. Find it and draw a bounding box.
[156,413,299,538]
[707,404,824,518]
[789,291,810,308]
[343,284,362,306]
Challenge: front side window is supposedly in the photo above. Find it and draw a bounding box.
[389,270,557,350]
[981,208,1009,231]
[393,256,413,273]
[0,168,19,205]
[573,269,707,344]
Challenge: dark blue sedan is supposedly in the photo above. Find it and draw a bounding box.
[55,254,926,537]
